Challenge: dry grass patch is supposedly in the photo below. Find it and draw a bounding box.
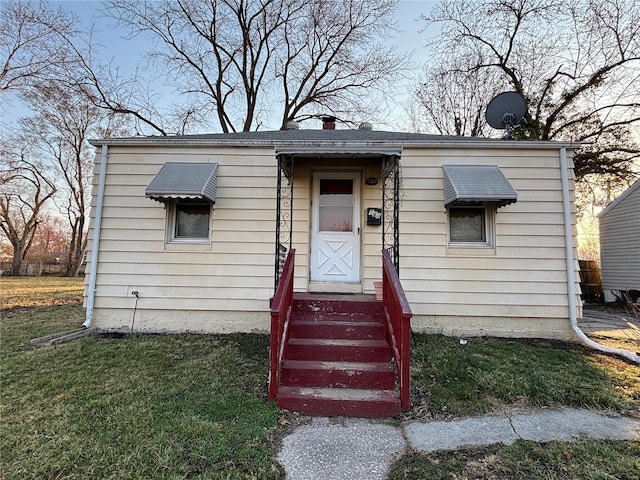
[0,276,84,308]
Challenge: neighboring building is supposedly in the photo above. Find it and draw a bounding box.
[598,179,640,303]
[84,122,582,340]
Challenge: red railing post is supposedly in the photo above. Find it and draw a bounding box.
[381,249,412,411]
[268,249,295,401]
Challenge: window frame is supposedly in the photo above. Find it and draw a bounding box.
[446,203,495,249]
[165,198,213,244]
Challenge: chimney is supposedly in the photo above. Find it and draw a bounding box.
[322,116,336,130]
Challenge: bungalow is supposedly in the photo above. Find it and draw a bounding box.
[84,119,588,415]
[84,120,582,340]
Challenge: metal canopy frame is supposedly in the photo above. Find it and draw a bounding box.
[273,152,402,291]
[382,155,401,273]
[275,154,294,290]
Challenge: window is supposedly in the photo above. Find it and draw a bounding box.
[447,204,494,248]
[167,199,212,243]
[318,179,354,232]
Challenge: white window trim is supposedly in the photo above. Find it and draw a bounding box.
[165,199,213,245]
[446,204,495,249]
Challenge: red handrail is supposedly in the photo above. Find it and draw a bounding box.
[268,249,295,401]
[381,249,412,411]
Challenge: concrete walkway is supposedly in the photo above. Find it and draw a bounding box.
[277,409,640,480]
[579,309,640,342]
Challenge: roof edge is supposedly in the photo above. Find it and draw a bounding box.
[89,135,580,150]
[597,178,640,218]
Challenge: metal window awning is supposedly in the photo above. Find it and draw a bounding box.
[145,162,218,203]
[443,165,517,208]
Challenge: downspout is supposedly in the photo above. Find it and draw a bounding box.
[560,147,639,364]
[83,144,108,328]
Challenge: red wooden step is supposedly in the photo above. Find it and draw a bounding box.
[293,295,382,317]
[285,338,390,362]
[281,360,396,389]
[289,320,385,340]
[293,312,381,323]
[277,386,401,417]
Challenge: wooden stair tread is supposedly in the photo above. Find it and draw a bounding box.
[277,386,401,417]
[287,338,388,347]
[282,360,394,371]
[291,319,382,326]
[279,386,398,401]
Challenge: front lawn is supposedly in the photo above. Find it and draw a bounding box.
[1,277,284,479]
[2,276,638,479]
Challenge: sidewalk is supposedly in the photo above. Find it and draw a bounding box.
[277,408,640,480]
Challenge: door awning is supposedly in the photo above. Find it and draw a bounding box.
[275,145,402,157]
[443,165,517,208]
[145,162,218,203]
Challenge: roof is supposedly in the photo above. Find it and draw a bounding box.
[145,162,218,202]
[597,179,640,219]
[90,128,579,150]
[442,165,518,208]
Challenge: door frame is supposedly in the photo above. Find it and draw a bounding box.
[309,169,362,293]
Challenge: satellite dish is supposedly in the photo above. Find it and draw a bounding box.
[485,91,527,138]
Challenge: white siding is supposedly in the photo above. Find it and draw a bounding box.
[396,146,578,339]
[86,142,579,339]
[85,146,278,333]
[599,181,640,297]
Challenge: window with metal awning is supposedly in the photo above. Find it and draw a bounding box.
[145,162,218,203]
[442,165,517,208]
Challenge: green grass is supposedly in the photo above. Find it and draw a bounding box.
[409,334,640,418]
[398,334,640,479]
[389,440,640,480]
[1,278,284,479]
[2,278,639,479]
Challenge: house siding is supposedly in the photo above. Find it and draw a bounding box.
[86,141,580,339]
[85,146,278,333]
[598,181,640,301]
[397,147,579,339]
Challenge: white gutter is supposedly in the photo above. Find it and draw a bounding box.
[560,147,639,364]
[83,145,108,328]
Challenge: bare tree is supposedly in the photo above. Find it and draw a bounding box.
[104,0,409,133]
[413,53,503,136]
[415,0,640,182]
[0,0,79,93]
[275,0,407,127]
[0,147,56,276]
[19,84,100,276]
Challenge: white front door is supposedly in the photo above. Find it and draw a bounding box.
[310,171,361,283]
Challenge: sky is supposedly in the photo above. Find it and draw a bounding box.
[1,0,439,134]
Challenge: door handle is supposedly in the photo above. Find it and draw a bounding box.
[357,227,360,235]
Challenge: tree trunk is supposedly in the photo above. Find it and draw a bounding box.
[9,241,25,276]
